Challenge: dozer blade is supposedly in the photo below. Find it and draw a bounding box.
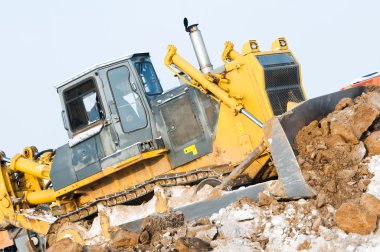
[264,85,366,199]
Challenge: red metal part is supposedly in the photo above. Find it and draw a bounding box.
[343,72,380,90]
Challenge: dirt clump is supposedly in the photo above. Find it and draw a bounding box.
[297,240,311,250]
[174,237,210,252]
[141,210,184,236]
[46,238,83,252]
[110,229,139,249]
[258,191,274,206]
[295,91,380,209]
[195,216,212,226]
[83,245,105,252]
[364,130,380,155]
[187,224,217,243]
[334,202,377,235]
[360,193,380,216]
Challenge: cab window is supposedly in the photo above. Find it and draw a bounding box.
[107,66,147,132]
[64,79,103,133]
[134,62,163,96]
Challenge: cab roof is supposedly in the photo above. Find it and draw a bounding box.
[55,52,150,89]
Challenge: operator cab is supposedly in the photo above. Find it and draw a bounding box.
[51,53,165,190]
[57,53,163,141]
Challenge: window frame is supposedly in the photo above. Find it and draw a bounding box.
[63,77,105,135]
[134,61,163,96]
[106,65,148,133]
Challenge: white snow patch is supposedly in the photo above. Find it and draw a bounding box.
[84,216,107,246]
[210,202,263,250]
[212,239,262,252]
[21,208,57,223]
[367,155,380,200]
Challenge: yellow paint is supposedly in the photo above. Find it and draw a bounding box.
[25,189,56,205]
[184,144,198,155]
[10,154,50,180]
[0,164,15,228]
[7,213,52,235]
[165,45,243,114]
[55,149,167,197]
[99,211,111,240]
[154,189,168,213]
[221,41,241,63]
[56,223,87,245]
[164,37,307,179]
[57,229,84,245]
[271,37,289,51]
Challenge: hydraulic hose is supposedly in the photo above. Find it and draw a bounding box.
[35,149,55,159]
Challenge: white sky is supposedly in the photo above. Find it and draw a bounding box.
[0,0,379,156]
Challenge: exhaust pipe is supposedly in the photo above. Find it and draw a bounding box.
[184,18,213,74]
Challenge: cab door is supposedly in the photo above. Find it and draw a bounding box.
[98,63,154,153]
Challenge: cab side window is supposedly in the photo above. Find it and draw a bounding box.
[64,79,103,133]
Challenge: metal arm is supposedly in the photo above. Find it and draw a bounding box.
[164,45,263,128]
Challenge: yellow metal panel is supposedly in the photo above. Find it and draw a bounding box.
[55,149,167,197]
[0,164,15,228]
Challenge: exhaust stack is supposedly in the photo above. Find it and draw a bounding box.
[184,18,213,74]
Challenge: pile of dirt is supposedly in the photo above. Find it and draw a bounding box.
[295,91,380,209]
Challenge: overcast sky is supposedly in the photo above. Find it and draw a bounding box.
[0,0,379,155]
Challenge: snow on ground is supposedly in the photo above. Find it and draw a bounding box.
[367,155,380,200]
[209,200,380,251]
[83,184,223,245]
[63,154,380,249]
[208,155,380,252]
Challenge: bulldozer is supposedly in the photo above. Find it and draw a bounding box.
[0,19,367,251]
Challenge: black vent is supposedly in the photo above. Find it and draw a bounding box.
[257,53,305,115]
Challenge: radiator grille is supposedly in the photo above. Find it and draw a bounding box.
[257,53,305,115]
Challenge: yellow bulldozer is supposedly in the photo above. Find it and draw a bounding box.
[0,19,366,251]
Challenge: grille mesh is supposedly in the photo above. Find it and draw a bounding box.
[267,88,304,116]
[258,53,305,115]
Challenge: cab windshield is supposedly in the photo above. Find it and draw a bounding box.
[135,61,163,96]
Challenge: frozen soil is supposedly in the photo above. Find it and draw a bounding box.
[50,90,380,251]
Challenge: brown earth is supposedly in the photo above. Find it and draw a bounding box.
[295,91,380,210]
[360,193,380,217]
[364,130,380,155]
[46,238,82,252]
[141,211,185,236]
[110,229,139,249]
[334,202,377,235]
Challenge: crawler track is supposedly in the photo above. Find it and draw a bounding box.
[46,167,230,246]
